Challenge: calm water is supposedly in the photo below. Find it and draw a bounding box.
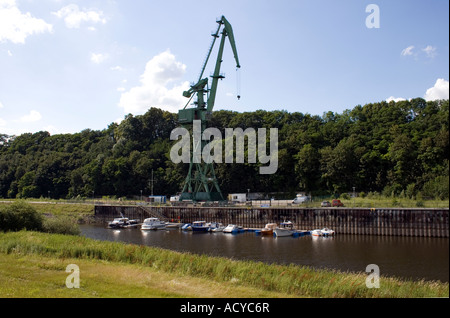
[79,224,449,283]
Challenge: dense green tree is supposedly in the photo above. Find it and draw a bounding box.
[294,144,321,192]
[0,100,448,199]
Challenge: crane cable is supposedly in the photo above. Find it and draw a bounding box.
[182,93,194,110]
[236,67,241,100]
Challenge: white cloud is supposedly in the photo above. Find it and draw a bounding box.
[401,45,414,56]
[401,45,438,59]
[19,110,42,123]
[0,101,4,108]
[118,49,190,114]
[386,78,449,103]
[386,96,406,102]
[424,78,449,101]
[0,0,53,44]
[91,52,108,64]
[52,4,106,29]
[422,45,437,58]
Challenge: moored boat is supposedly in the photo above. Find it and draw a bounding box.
[208,222,225,232]
[260,223,277,236]
[181,223,192,231]
[108,218,127,229]
[108,217,139,229]
[191,221,210,232]
[223,224,237,233]
[273,221,295,237]
[223,224,244,233]
[320,228,335,236]
[141,217,166,230]
[311,228,335,236]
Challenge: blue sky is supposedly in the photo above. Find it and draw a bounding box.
[0,0,449,136]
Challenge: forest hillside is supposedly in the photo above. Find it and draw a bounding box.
[0,98,448,200]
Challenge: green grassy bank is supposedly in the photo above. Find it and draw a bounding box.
[0,231,447,298]
[0,200,95,222]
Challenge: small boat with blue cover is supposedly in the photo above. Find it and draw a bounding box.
[191,221,210,232]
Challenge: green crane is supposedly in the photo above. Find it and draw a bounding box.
[177,15,241,202]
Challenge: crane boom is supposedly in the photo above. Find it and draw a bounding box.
[207,16,240,113]
[221,16,240,69]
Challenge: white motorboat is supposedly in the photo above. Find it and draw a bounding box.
[141,218,166,230]
[274,221,295,237]
[108,217,139,229]
[223,224,244,233]
[208,222,225,232]
[108,218,127,229]
[181,223,192,231]
[311,228,335,236]
[320,228,335,236]
[223,224,237,233]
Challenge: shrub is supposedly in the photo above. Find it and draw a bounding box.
[422,176,449,200]
[0,201,43,232]
[367,191,380,199]
[42,216,80,235]
[382,184,402,197]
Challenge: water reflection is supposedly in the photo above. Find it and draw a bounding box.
[79,224,448,283]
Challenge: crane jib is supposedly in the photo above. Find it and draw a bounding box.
[179,15,240,120]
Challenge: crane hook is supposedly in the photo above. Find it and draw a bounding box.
[236,67,241,101]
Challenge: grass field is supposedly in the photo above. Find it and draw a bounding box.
[0,231,448,298]
[0,200,95,222]
[284,196,449,208]
[0,253,293,298]
[1,196,448,213]
[336,197,449,209]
